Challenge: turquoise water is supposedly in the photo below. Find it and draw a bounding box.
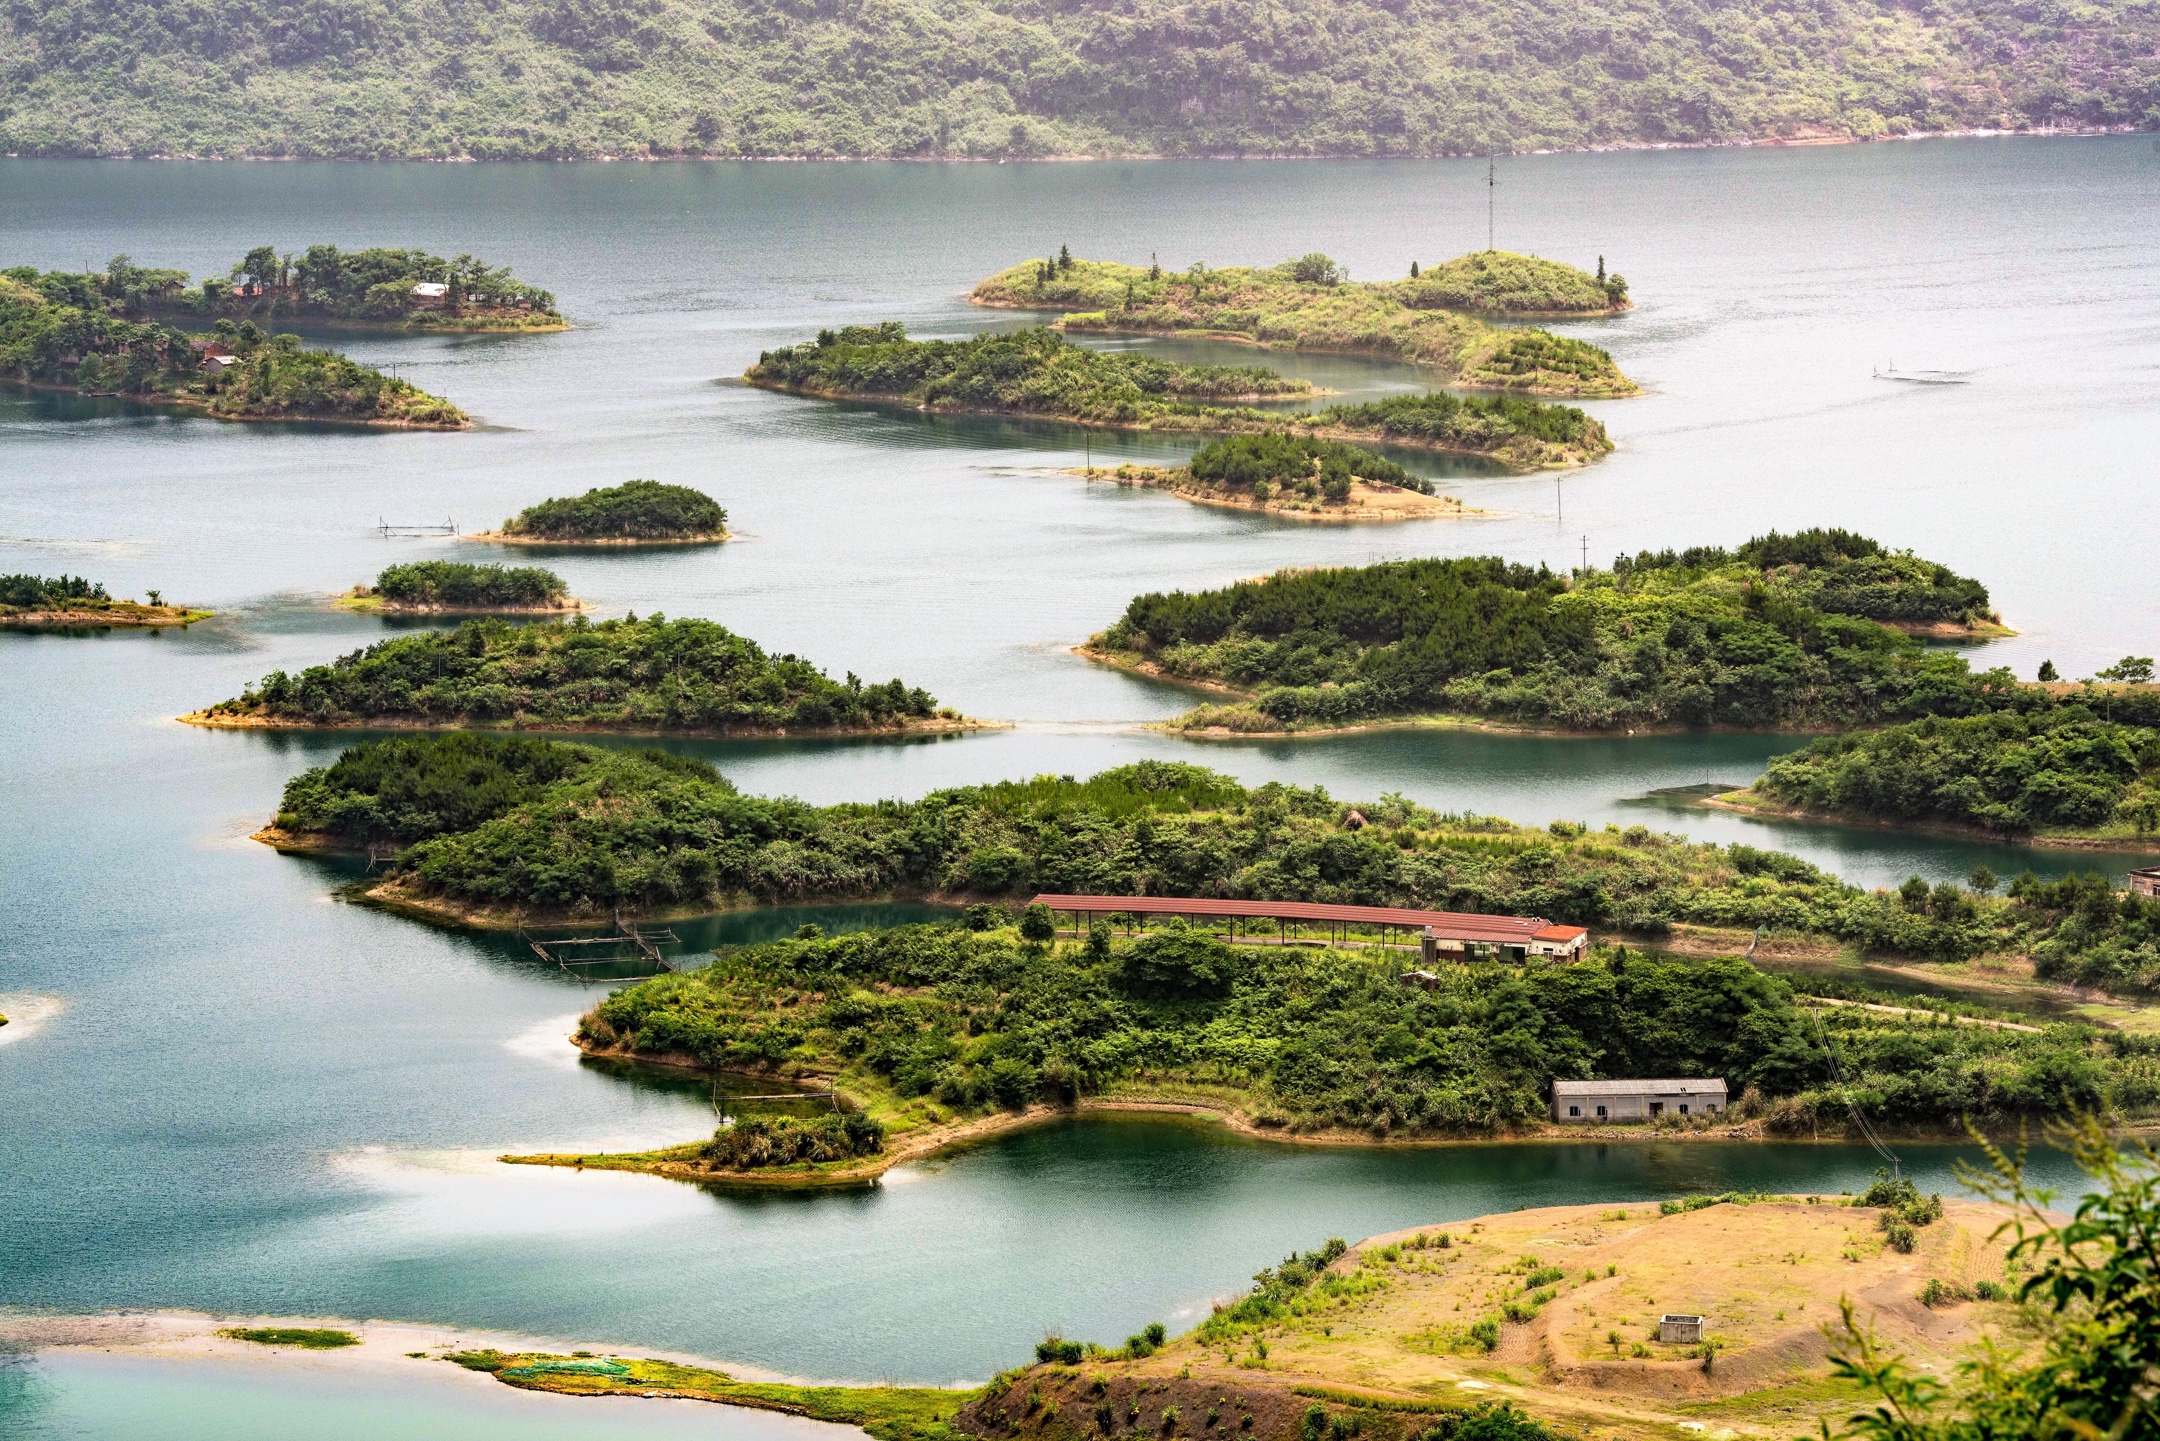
[1,142,2154,1430]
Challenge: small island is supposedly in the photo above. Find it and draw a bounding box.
[746,325,1609,469]
[1,269,467,427]
[473,480,730,546]
[1715,703,2160,847]
[0,574,210,629]
[108,247,565,332]
[969,251,1639,399]
[337,561,580,615]
[1086,529,2013,734]
[184,615,974,744]
[1084,434,1475,522]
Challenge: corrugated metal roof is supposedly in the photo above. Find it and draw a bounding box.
[1551,1078,1729,1096]
[1028,894,1557,943]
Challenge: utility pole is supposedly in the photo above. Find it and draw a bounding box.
[1486,153,1497,253]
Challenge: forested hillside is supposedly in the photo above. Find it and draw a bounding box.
[0,0,2152,160]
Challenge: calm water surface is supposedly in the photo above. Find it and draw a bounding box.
[1,143,2152,1430]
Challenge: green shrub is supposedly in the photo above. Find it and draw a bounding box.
[1187,433,1426,495]
[218,1327,359,1349]
[701,1112,884,1169]
[372,561,565,608]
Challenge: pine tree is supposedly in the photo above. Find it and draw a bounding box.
[1149,252,1161,281]
[1597,255,1606,282]
[1058,243,1072,272]
[1410,260,1420,278]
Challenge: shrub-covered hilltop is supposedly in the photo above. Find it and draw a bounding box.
[1730,706,2160,843]
[747,325,1608,469]
[971,254,1638,399]
[0,573,209,628]
[108,248,561,331]
[342,561,575,613]
[266,742,2160,994]
[1,0,2142,161]
[0,268,467,427]
[191,614,962,737]
[1089,529,2011,733]
[490,480,729,544]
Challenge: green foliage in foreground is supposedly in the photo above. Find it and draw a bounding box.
[217,614,940,731]
[1758,709,2160,836]
[0,574,108,609]
[974,256,1636,398]
[1188,434,1427,499]
[502,480,727,540]
[218,1327,359,1348]
[1826,1121,2160,1441]
[111,246,557,324]
[276,742,2160,994]
[584,922,2158,1133]
[446,1350,962,1441]
[1099,535,2006,730]
[0,0,2150,161]
[749,323,1309,423]
[0,268,465,424]
[372,561,567,608]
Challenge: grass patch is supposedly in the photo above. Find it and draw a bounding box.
[219,1326,360,1349]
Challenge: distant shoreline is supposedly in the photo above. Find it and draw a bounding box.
[7,126,2135,165]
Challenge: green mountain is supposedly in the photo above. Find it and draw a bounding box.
[1,0,2152,160]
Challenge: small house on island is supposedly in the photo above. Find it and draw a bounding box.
[2130,866,2160,898]
[411,281,450,308]
[1552,1078,1728,1123]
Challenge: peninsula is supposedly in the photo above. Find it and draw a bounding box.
[186,615,971,739]
[0,573,210,629]
[1716,704,2160,850]
[109,247,564,332]
[969,253,1638,399]
[1,269,467,427]
[1086,529,2011,734]
[257,741,2160,1005]
[746,325,1609,469]
[518,912,2143,1189]
[474,480,729,546]
[337,561,580,615]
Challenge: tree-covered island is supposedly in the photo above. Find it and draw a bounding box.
[970,253,1638,399]
[185,614,973,742]
[475,480,729,545]
[1087,529,2012,734]
[108,247,563,332]
[1,268,467,426]
[746,325,1610,471]
[338,561,579,614]
[1091,434,1475,523]
[0,573,211,629]
[261,742,2160,1000]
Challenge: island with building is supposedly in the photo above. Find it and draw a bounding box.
[185,617,973,750]
[970,251,1638,398]
[746,325,1610,469]
[1086,529,2019,735]
[473,480,730,546]
[105,247,565,332]
[337,561,580,614]
[1,267,468,426]
[1,573,211,629]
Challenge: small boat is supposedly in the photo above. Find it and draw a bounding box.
[1874,360,1972,385]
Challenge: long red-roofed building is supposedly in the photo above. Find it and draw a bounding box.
[1026,893,1589,961]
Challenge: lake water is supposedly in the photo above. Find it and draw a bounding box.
[1,141,2153,1430]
